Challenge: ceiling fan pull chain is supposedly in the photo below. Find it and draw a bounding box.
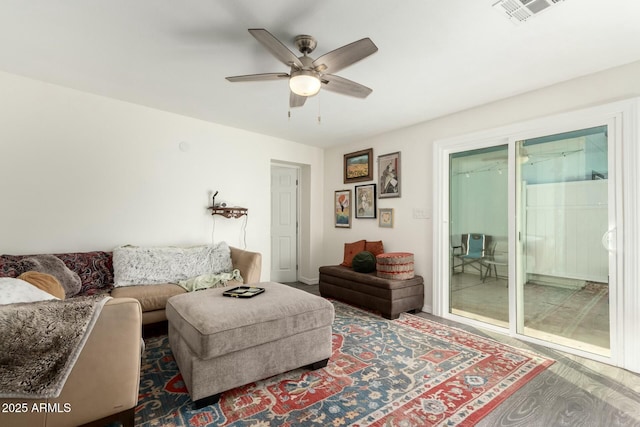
[317,92,321,125]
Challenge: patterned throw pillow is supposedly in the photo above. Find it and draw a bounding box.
[340,240,366,268]
[53,251,114,293]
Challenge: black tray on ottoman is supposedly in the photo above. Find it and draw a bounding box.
[222,286,265,298]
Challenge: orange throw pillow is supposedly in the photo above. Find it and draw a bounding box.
[340,240,366,267]
[17,271,66,300]
[365,240,385,257]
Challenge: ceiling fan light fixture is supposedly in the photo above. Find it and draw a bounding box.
[289,70,321,97]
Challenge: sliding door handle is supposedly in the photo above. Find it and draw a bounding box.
[601,228,616,252]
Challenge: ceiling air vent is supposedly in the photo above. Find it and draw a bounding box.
[493,0,566,24]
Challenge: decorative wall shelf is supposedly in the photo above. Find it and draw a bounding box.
[208,206,248,219]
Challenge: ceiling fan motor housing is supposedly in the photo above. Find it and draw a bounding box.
[294,35,317,55]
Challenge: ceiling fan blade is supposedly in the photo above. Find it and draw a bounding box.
[289,91,307,108]
[312,38,378,74]
[248,29,303,69]
[321,74,372,98]
[226,73,289,82]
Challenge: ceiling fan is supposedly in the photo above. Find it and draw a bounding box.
[226,29,378,108]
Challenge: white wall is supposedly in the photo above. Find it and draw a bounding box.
[0,71,324,281]
[323,59,640,313]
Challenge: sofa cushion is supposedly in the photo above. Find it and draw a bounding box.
[340,240,366,268]
[111,283,186,312]
[18,272,66,299]
[20,255,82,298]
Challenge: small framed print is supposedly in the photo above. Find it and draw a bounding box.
[378,151,401,198]
[355,184,376,219]
[344,148,373,183]
[379,208,394,228]
[335,189,352,228]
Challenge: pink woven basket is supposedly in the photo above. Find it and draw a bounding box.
[376,252,415,280]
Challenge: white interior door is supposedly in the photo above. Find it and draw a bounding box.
[270,165,298,282]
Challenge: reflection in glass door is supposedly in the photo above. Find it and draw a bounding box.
[516,126,611,356]
[449,145,508,327]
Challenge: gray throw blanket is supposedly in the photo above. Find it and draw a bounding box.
[0,295,110,398]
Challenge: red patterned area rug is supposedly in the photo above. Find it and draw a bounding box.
[135,301,553,426]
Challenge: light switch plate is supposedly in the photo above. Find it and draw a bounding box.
[413,208,430,219]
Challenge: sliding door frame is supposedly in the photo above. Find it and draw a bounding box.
[433,98,640,372]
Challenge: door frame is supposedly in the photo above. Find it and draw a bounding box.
[270,163,300,282]
[433,98,640,372]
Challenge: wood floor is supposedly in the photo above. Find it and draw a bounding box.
[286,282,640,427]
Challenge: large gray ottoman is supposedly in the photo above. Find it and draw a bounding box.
[166,282,335,408]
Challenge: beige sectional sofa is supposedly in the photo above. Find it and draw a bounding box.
[0,245,262,426]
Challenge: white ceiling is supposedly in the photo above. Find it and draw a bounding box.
[1,0,640,148]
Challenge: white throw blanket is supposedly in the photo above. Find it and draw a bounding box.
[113,242,233,286]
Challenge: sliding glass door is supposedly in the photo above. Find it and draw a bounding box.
[446,126,613,357]
[449,145,509,328]
[516,126,611,356]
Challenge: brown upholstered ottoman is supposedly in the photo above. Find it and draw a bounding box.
[319,265,424,319]
[166,282,334,408]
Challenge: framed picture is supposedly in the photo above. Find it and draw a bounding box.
[379,208,394,228]
[334,189,352,228]
[344,148,373,183]
[355,184,377,218]
[378,151,401,198]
